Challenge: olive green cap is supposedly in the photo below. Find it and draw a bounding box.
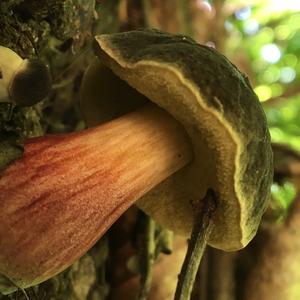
[81,29,273,251]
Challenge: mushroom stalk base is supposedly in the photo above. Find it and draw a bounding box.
[0,103,193,293]
[174,189,217,300]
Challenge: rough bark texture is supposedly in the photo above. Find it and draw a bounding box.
[0,1,114,299]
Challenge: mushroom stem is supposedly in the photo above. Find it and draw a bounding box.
[0,103,193,293]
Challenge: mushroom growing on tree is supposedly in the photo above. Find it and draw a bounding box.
[0,46,51,106]
[0,29,273,296]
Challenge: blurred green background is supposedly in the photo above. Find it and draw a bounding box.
[224,0,300,150]
[220,0,300,215]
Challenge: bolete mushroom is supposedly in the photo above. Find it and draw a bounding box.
[0,29,273,295]
[0,46,51,106]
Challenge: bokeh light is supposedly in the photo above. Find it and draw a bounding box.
[279,67,296,83]
[283,54,298,67]
[243,19,259,35]
[254,85,272,101]
[261,44,281,63]
[262,66,280,83]
[270,0,300,12]
[235,6,251,20]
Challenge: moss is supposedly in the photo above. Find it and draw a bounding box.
[0,104,43,169]
[0,0,94,169]
[94,0,121,34]
[0,141,23,170]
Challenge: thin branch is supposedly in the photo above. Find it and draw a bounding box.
[137,216,156,300]
[174,189,217,300]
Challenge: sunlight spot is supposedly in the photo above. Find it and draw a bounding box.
[275,25,292,40]
[270,0,300,12]
[225,20,233,31]
[270,83,283,97]
[283,54,298,67]
[254,85,272,101]
[262,66,280,83]
[280,67,296,83]
[261,44,281,63]
[235,6,251,20]
[269,127,284,140]
[243,19,259,35]
[196,0,214,15]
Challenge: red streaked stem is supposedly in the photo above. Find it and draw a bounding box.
[0,103,193,292]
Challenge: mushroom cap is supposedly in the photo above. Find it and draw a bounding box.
[81,29,273,251]
[0,46,23,102]
[0,46,51,106]
[9,59,52,106]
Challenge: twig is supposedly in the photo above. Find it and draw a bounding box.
[137,215,156,300]
[174,189,217,300]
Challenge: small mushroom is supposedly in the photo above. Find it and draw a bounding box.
[0,29,273,294]
[0,46,51,106]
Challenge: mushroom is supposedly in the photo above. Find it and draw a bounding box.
[0,46,51,106]
[0,29,273,295]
